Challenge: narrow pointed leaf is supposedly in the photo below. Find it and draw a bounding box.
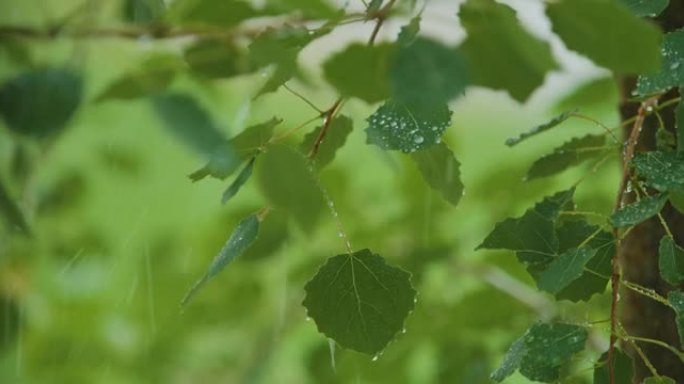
[323,43,393,104]
[610,193,668,227]
[505,110,575,147]
[397,16,420,47]
[97,55,180,101]
[366,100,451,153]
[302,249,416,355]
[547,0,662,74]
[181,213,260,306]
[520,322,587,382]
[537,247,597,294]
[410,142,464,206]
[491,335,526,382]
[620,0,669,17]
[636,30,684,95]
[668,290,684,347]
[593,348,634,384]
[222,157,255,204]
[300,115,353,169]
[230,117,282,157]
[659,236,684,285]
[677,95,684,154]
[458,0,558,102]
[526,134,607,180]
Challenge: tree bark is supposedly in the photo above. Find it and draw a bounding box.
[619,2,684,381]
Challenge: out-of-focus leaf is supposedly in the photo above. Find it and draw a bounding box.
[526,134,607,180]
[0,68,82,139]
[636,30,684,95]
[184,39,254,79]
[677,95,684,153]
[181,213,259,306]
[491,335,526,382]
[632,151,684,192]
[554,77,619,114]
[537,247,597,294]
[0,37,32,66]
[264,0,338,19]
[668,290,684,347]
[300,115,353,169]
[547,0,661,74]
[397,15,420,47]
[124,0,166,23]
[366,100,451,153]
[458,0,558,102]
[610,193,668,227]
[0,179,30,234]
[659,236,684,285]
[97,55,180,101]
[389,37,468,107]
[644,376,677,384]
[230,117,282,156]
[222,157,255,204]
[410,142,463,206]
[620,0,669,17]
[302,249,416,355]
[670,190,684,213]
[520,322,587,382]
[505,110,575,147]
[257,145,325,231]
[0,295,19,351]
[169,0,259,27]
[323,43,393,104]
[593,348,634,384]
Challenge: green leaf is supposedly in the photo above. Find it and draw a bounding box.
[181,213,260,306]
[593,348,634,384]
[659,236,684,285]
[537,247,598,295]
[300,115,353,169]
[632,151,684,192]
[124,0,165,23]
[222,157,255,204]
[636,29,684,95]
[491,335,525,382]
[644,376,677,384]
[184,39,254,79]
[677,95,684,154]
[668,290,684,347]
[169,0,259,27]
[458,0,558,102]
[302,249,416,355]
[97,55,180,101]
[257,145,325,231]
[555,221,614,302]
[365,100,451,153]
[620,0,669,17]
[230,117,282,157]
[323,43,393,104]
[389,37,468,107]
[609,193,668,227]
[0,68,82,139]
[520,322,587,382]
[554,77,619,114]
[505,110,575,147]
[547,0,662,74]
[526,134,607,180]
[0,179,30,235]
[264,0,338,19]
[410,142,463,206]
[397,15,420,47]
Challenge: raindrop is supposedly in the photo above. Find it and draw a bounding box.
[671,62,681,70]
[401,328,407,334]
[338,232,344,238]
[306,317,312,322]
[414,136,424,144]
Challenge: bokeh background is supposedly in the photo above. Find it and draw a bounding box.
[0,0,623,382]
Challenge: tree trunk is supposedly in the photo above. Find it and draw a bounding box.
[619,2,684,382]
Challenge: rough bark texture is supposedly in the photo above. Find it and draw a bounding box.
[619,2,684,382]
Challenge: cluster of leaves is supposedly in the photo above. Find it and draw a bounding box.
[2,0,684,382]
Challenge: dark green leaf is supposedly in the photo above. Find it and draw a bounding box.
[181,213,260,306]
[300,115,353,169]
[170,0,259,27]
[365,100,451,152]
[554,77,619,114]
[302,249,416,355]
[397,15,420,47]
[124,0,165,23]
[184,39,254,79]
[526,134,607,180]
[491,335,526,382]
[222,157,255,204]
[537,247,597,294]
[0,68,82,138]
[610,193,668,227]
[410,142,463,206]
[670,190,684,213]
[632,151,684,192]
[257,145,325,231]
[644,376,677,384]
[659,236,684,285]
[0,37,32,66]
[367,0,383,14]
[547,0,662,74]
[593,348,634,384]
[97,55,180,101]
[505,110,575,147]
[636,29,684,95]
[264,0,338,19]
[0,179,30,235]
[677,95,684,154]
[668,290,684,347]
[620,0,669,17]
[323,43,393,104]
[458,0,558,102]
[389,37,468,107]
[520,322,587,382]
